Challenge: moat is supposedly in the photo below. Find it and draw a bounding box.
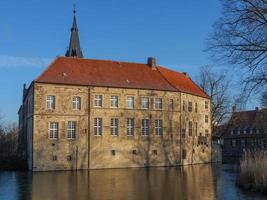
[0,164,265,200]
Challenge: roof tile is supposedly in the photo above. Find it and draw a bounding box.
[36,57,209,98]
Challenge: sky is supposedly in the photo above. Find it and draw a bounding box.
[0,0,256,123]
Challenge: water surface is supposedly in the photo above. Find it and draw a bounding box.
[0,164,265,200]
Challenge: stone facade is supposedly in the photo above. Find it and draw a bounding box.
[180,93,212,165]
[20,82,211,171]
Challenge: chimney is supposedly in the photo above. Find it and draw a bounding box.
[182,72,189,77]
[147,57,157,70]
[232,105,237,112]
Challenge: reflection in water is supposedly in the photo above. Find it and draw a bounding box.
[0,164,266,200]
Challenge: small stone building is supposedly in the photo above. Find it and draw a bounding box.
[222,107,267,162]
[18,10,211,171]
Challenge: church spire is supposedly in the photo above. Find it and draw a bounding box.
[65,6,83,58]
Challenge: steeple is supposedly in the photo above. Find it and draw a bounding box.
[65,7,83,58]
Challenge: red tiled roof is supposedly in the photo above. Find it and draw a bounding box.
[157,66,210,98]
[35,57,209,98]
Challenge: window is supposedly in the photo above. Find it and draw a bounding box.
[169,99,174,111]
[110,96,119,108]
[94,118,102,136]
[195,103,198,113]
[205,130,209,137]
[181,128,186,138]
[141,119,150,136]
[94,95,102,107]
[153,150,157,155]
[205,115,208,123]
[46,95,55,110]
[155,119,163,136]
[188,102,192,112]
[182,149,187,159]
[126,118,134,136]
[155,98,162,109]
[141,97,149,109]
[52,155,57,161]
[195,122,198,136]
[183,101,186,111]
[241,139,245,147]
[132,150,137,155]
[67,121,76,139]
[111,118,119,136]
[231,139,236,147]
[126,96,134,108]
[111,150,116,156]
[49,122,59,139]
[72,96,81,110]
[189,121,193,136]
[67,155,72,161]
[205,101,209,109]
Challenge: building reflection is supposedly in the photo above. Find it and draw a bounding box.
[29,164,217,200]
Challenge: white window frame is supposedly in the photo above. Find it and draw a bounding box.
[126,96,134,109]
[155,119,163,136]
[126,118,134,136]
[46,95,55,110]
[72,96,81,110]
[110,96,119,108]
[49,122,59,140]
[67,121,77,139]
[94,118,102,136]
[94,95,102,108]
[154,98,163,110]
[110,118,119,136]
[141,97,149,109]
[142,119,150,136]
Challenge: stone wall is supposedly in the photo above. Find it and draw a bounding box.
[33,83,89,171]
[89,87,181,169]
[28,83,211,171]
[180,93,211,165]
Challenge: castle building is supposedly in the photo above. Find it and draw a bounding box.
[222,107,267,162]
[18,10,211,171]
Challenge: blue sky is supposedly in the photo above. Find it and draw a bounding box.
[0,0,255,123]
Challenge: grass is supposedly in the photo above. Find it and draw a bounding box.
[237,149,267,194]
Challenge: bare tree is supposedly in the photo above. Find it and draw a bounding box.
[208,0,267,96]
[196,66,232,133]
